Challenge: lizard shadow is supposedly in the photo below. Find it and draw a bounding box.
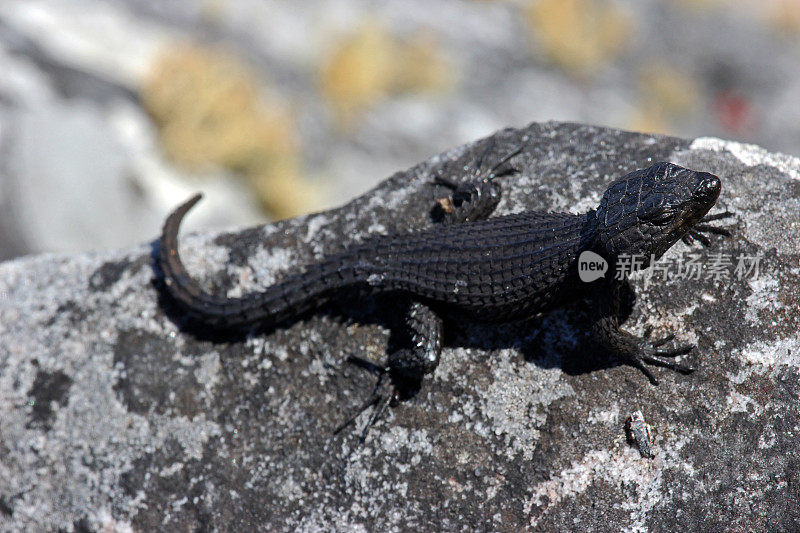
[438,280,637,378]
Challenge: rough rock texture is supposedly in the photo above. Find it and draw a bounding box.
[2,121,800,532]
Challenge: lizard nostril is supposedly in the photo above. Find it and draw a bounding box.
[697,175,721,198]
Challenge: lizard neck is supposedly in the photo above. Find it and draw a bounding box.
[581,209,603,254]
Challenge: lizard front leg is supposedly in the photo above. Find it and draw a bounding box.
[682,210,735,246]
[337,300,443,443]
[591,278,694,385]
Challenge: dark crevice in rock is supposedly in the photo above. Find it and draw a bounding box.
[26,370,72,430]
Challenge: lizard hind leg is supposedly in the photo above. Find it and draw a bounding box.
[334,301,443,444]
[432,142,525,224]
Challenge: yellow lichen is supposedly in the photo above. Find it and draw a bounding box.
[319,22,396,127]
[768,0,800,37]
[525,0,632,78]
[639,63,699,117]
[628,107,672,136]
[142,44,320,219]
[629,62,699,136]
[319,21,453,128]
[393,30,454,94]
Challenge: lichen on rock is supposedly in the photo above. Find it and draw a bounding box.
[1,122,799,531]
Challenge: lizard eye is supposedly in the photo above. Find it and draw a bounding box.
[641,206,675,226]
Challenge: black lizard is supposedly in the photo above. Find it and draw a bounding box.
[158,142,731,439]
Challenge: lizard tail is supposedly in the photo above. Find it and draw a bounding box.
[158,194,364,328]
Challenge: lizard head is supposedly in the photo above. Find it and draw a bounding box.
[595,162,721,265]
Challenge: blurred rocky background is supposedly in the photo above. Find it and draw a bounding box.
[1,0,799,259]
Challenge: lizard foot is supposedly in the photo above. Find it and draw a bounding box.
[431,141,524,224]
[625,328,695,385]
[682,210,735,246]
[432,177,505,224]
[334,356,398,444]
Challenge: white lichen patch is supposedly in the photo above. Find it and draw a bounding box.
[587,402,621,425]
[524,433,696,530]
[366,180,419,214]
[366,222,387,235]
[569,189,602,214]
[430,346,471,383]
[378,425,434,456]
[745,274,781,324]
[304,213,329,243]
[152,414,221,461]
[690,137,800,181]
[238,246,295,291]
[173,234,230,288]
[303,213,337,255]
[729,335,800,387]
[194,351,221,392]
[480,349,574,461]
[725,389,763,416]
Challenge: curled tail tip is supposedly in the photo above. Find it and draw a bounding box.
[181,192,204,212]
[163,193,203,231]
[159,193,205,307]
[160,193,205,268]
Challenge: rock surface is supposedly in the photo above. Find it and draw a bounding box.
[2,121,800,531]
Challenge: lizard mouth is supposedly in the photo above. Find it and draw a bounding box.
[656,173,721,257]
[680,172,721,230]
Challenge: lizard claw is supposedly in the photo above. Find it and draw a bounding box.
[699,210,735,223]
[432,180,502,224]
[334,357,397,444]
[682,210,735,247]
[641,326,676,347]
[650,333,676,347]
[625,337,696,385]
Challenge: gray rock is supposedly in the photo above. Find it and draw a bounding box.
[1,121,799,531]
